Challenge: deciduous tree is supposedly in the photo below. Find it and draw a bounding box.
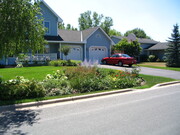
[0,0,46,59]
[114,38,142,57]
[124,28,151,39]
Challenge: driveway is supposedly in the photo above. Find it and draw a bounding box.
[98,65,180,80]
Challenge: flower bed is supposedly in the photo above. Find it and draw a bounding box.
[0,66,143,101]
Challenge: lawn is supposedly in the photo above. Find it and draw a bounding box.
[0,66,65,81]
[138,62,180,71]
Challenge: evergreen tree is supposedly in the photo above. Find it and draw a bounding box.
[165,24,180,67]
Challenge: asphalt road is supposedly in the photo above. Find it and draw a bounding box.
[1,84,180,135]
[98,65,180,80]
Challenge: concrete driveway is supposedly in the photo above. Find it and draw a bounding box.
[98,65,180,80]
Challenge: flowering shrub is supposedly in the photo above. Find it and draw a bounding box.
[43,70,73,96]
[0,76,45,100]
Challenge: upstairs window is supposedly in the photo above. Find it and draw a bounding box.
[44,21,50,34]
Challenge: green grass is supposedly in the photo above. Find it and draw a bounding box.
[136,74,177,89]
[0,66,65,81]
[138,62,180,71]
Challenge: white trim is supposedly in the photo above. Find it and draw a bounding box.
[41,0,63,22]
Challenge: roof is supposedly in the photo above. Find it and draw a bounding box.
[137,38,158,44]
[58,27,114,44]
[58,29,81,42]
[41,0,63,22]
[111,34,158,44]
[44,35,63,41]
[82,27,99,40]
[148,42,168,50]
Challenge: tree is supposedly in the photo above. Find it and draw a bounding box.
[0,0,46,59]
[108,29,122,37]
[114,38,142,57]
[78,10,113,35]
[60,46,71,60]
[124,28,151,39]
[165,24,180,67]
[101,17,113,35]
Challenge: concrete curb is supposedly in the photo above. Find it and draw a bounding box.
[1,81,180,111]
[152,81,180,88]
[0,89,132,111]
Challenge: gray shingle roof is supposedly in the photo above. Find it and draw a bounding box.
[137,38,158,44]
[111,34,158,44]
[58,29,81,42]
[148,42,168,50]
[58,27,105,42]
[82,27,99,40]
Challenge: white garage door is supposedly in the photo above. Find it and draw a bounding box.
[64,46,83,61]
[89,46,107,63]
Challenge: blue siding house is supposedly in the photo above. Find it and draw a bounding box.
[0,0,114,65]
[111,34,158,56]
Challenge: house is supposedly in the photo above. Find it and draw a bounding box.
[147,42,168,60]
[111,34,169,61]
[0,0,114,65]
[32,0,114,63]
[111,33,158,56]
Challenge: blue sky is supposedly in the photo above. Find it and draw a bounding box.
[44,0,180,42]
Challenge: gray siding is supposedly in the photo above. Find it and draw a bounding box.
[40,3,58,36]
[86,29,111,60]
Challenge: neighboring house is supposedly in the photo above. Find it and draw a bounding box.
[147,42,168,60]
[0,0,114,65]
[111,33,158,56]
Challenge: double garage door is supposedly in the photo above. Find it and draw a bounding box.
[89,46,107,63]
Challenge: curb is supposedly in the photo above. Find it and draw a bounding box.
[1,81,180,111]
[152,81,180,88]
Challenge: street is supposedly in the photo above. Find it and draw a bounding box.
[98,65,180,80]
[1,84,180,135]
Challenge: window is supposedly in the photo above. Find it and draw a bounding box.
[44,45,50,53]
[44,22,50,34]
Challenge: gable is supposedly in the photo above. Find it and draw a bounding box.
[39,1,62,36]
[86,28,112,47]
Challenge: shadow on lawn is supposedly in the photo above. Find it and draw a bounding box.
[0,107,41,135]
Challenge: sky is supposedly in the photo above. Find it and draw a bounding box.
[44,0,180,42]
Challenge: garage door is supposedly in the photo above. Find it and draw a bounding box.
[89,46,107,63]
[64,46,83,61]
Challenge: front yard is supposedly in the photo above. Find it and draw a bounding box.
[0,66,176,106]
[138,62,180,71]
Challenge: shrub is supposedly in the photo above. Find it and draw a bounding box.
[148,55,157,62]
[43,70,73,96]
[0,76,45,100]
[49,60,81,66]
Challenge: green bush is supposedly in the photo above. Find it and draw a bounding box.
[49,60,81,66]
[148,55,157,62]
[43,70,73,96]
[0,77,45,100]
